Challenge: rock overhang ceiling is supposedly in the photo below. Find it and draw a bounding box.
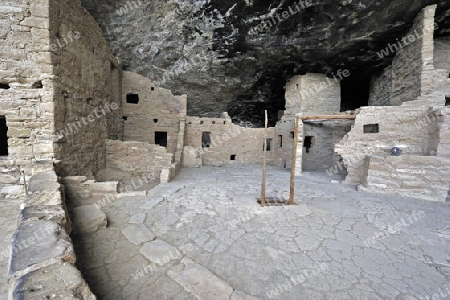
[81,0,450,126]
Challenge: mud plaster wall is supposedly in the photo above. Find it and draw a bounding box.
[122,71,187,154]
[184,116,275,166]
[50,0,122,177]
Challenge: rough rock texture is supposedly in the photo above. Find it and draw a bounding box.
[80,0,450,125]
[8,169,96,299]
[11,261,96,300]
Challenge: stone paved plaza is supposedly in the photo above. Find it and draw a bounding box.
[67,165,450,300]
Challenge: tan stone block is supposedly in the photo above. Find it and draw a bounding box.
[20,16,49,29]
[7,127,31,138]
[33,143,53,154]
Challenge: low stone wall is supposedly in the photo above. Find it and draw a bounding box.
[184,116,275,167]
[105,139,176,183]
[360,155,450,202]
[8,169,96,299]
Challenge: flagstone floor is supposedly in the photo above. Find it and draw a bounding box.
[71,165,450,300]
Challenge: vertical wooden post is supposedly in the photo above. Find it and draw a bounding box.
[261,110,268,206]
[289,115,299,205]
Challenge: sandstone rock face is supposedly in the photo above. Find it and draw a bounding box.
[81,0,450,125]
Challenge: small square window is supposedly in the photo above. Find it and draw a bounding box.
[290,131,294,138]
[122,116,128,120]
[445,95,450,106]
[126,94,139,104]
[363,124,379,133]
[230,155,236,160]
[151,87,155,91]
[153,119,158,123]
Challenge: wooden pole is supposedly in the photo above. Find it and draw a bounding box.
[289,115,300,205]
[261,110,268,206]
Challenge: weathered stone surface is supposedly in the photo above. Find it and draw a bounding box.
[168,258,234,300]
[231,290,262,300]
[11,260,96,300]
[89,181,118,194]
[121,224,155,245]
[140,239,183,263]
[9,220,75,278]
[128,213,146,224]
[19,205,66,225]
[62,176,87,185]
[72,205,107,234]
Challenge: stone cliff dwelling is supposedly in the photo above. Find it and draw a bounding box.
[1,0,450,299]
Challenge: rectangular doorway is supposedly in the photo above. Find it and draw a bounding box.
[155,131,167,147]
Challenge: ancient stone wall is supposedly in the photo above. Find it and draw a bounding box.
[434,37,450,74]
[391,5,436,105]
[50,0,123,177]
[105,139,175,183]
[183,116,275,166]
[284,73,348,175]
[360,155,450,202]
[122,71,187,154]
[274,118,296,169]
[302,120,354,172]
[368,65,392,106]
[436,107,450,158]
[8,168,96,299]
[0,0,57,195]
[369,6,436,107]
[284,73,341,117]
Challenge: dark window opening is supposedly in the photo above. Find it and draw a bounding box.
[223,121,226,124]
[122,116,128,120]
[151,87,155,91]
[290,131,294,138]
[278,135,283,148]
[230,155,236,160]
[202,132,211,148]
[212,121,216,124]
[153,119,158,123]
[364,124,379,133]
[188,122,192,124]
[126,93,139,104]
[0,117,8,156]
[264,138,272,151]
[446,95,450,106]
[303,136,313,153]
[32,81,43,89]
[0,83,10,90]
[86,98,92,104]
[155,131,167,147]
[340,77,370,111]
[200,121,204,125]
